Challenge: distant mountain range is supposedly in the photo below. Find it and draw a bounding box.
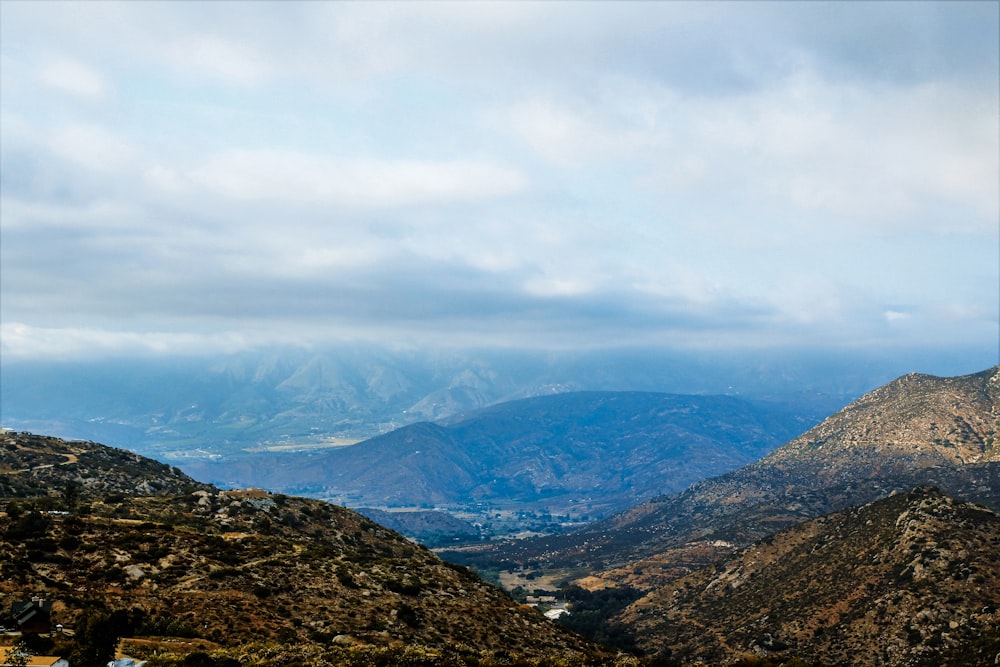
[181,391,809,524]
[3,345,961,462]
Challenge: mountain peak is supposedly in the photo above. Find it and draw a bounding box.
[765,365,1000,466]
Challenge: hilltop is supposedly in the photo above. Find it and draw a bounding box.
[1,433,212,499]
[0,433,628,666]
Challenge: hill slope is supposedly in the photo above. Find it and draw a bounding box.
[0,433,612,666]
[619,487,1000,667]
[443,367,1000,587]
[184,391,805,520]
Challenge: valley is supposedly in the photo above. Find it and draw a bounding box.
[180,390,808,541]
[4,2,996,665]
[2,365,999,666]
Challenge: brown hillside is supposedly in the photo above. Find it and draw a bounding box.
[0,433,624,666]
[762,366,1000,471]
[619,487,1000,667]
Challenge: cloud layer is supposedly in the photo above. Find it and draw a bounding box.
[1,1,997,360]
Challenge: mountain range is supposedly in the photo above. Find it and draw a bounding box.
[182,391,808,524]
[436,366,1000,665]
[3,365,999,665]
[444,367,1000,584]
[2,346,943,463]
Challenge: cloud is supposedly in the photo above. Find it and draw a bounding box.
[0,2,996,362]
[39,58,107,98]
[46,123,136,172]
[0,322,267,361]
[502,94,672,167]
[188,150,527,207]
[884,310,910,323]
[164,35,272,86]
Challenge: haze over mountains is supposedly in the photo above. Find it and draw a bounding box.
[183,390,807,520]
[3,2,996,663]
[1,345,977,465]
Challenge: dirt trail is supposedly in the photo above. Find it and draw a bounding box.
[4,443,80,474]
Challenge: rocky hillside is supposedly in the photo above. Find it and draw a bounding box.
[761,366,999,470]
[1,432,213,499]
[618,487,1000,667]
[444,367,1000,589]
[0,433,627,666]
[184,391,805,520]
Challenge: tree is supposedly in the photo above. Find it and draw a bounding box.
[62,480,81,512]
[6,640,33,667]
[5,509,50,539]
[71,608,131,667]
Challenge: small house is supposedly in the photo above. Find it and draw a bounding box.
[11,598,52,635]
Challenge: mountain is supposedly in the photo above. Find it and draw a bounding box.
[4,345,949,463]
[0,433,613,666]
[443,367,1000,588]
[181,391,807,523]
[617,487,1000,667]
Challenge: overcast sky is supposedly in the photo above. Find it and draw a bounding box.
[1,1,998,362]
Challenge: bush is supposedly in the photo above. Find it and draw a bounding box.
[385,578,423,596]
[5,511,50,539]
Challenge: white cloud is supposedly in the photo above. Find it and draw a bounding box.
[0,198,139,231]
[633,74,999,236]
[189,150,527,207]
[46,123,135,172]
[884,310,910,323]
[501,88,674,167]
[39,58,107,98]
[0,1,996,360]
[164,35,272,86]
[0,322,266,361]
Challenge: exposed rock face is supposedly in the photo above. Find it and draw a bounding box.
[618,487,1000,667]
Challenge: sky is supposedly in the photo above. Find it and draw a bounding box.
[1,1,998,363]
